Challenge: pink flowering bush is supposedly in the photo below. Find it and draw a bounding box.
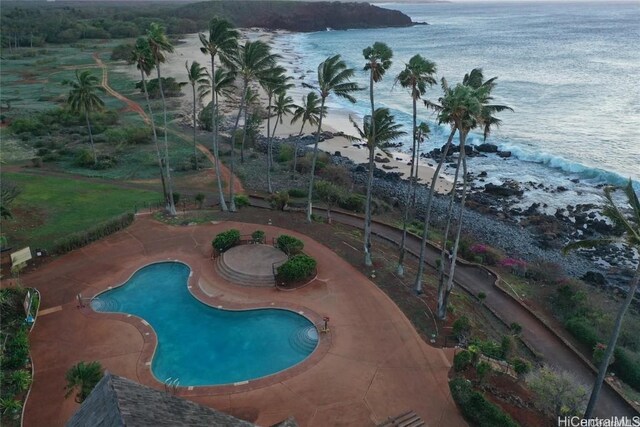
[469,243,502,266]
[500,258,528,276]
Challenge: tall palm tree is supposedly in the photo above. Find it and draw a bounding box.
[290,92,326,179]
[304,55,360,222]
[260,66,291,193]
[147,22,177,215]
[394,54,437,276]
[199,18,239,212]
[185,60,208,170]
[412,122,431,202]
[64,361,103,403]
[239,87,260,164]
[564,180,640,418]
[130,37,168,202]
[228,40,279,210]
[349,108,406,264]
[269,90,296,181]
[361,42,393,266]
[63,70,105,166]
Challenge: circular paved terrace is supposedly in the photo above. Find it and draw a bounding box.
[218,244,287,286]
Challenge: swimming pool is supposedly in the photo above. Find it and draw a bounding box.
[91,262,318,386]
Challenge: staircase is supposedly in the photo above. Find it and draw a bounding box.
[215,255,275,287]
[378,411,425,427]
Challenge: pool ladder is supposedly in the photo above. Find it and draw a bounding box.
[164,377,180,395]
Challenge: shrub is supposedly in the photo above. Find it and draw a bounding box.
[526,260,565,283]
[74,149,95,167]
[454,350,473,372]
[449,377,519,427]
[501,335,515,359]
[50,213,135,255]
[612,348,640,390]
[527,366,588,417]
[172,192,180,205]
[565,316,600,349]
[512,358,532,377]
[212,229,240,252]
[339,194,366,213]
[469,243,502,266]
[251,230,265,244]
[104,126,152,145]
[319,164,352,188]
[195,193,205,209]
[472,339,504,360]
[9,117,44,135]
[592,343,614,367]
[234,194,250,208]
[269,191,289,211]
[288,188,307,198]
[452,315,472,342]
[278,144,294,163]
[276,235,304,255]
[277,254,316,284]
[476,361,492,384]
[2,327,29,370]
[500,257,528,276]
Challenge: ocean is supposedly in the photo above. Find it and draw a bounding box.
[273,1,640,209]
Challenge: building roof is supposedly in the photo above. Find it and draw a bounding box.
[66,372,256,427]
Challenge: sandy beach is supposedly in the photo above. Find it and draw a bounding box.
[119,29,453,194]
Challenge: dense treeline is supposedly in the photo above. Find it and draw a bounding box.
[0,1,412,49]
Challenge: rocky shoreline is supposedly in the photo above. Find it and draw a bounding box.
[243,133,637,291]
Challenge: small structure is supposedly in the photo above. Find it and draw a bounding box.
[10,246,31,273]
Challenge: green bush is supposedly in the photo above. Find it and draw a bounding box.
[339,194,366,213]
[277,254,317,283]
[50,213,135,255]
[278,145,294,163]
[276,234,304,255]
[452,315,472,342]
[512,358,532,377]
[471,339,504,360]
[104,126,152,145]
[195,193,205,208]
[476,361,492,383]
[2,327,29,370]
[269,191,290,211]
[212,229,240,252]
[454,350,472,372]
[234,194,250,208]
[251,230,265,244]
[612,348,640,390]
[172,192,180,205]
[74,149,95,167]
[565,316,600,349]
[501,335,515,359]
[9,117,45,135]
[449,377,519,427]
[288,188,307,198]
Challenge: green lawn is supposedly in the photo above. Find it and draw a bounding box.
[2,172,161,250]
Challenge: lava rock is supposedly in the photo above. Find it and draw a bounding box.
[477,143,498,153]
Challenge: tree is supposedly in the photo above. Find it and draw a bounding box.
[527,366,588,417]
[361,42,393,266]
[62,70,104,166]
[227,40,279,210]
[269,90,296,186]
[238,87,260,164]
[564,179,640,418]
[199,17,239,212]
[129,37,168,204]
[304,55,360,223]
[348,108,406,265]
[0,180,21,219]
[147,22,177,215]
[290,92,326,180]
[314,180,344,224]
[394,54,437,276]
[185,60,208,170]
[64,361,103,403]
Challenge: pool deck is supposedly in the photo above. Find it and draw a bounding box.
[21,216,466,427]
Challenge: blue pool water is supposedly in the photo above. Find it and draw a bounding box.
[91,262,318,386]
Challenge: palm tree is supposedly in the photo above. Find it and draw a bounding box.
[564,180,640,418]
[130,37,168,203]
[394,54,437,276]
[412,122,431,202]
[290,92,326,179]
[269,91,296,185]
[239,87,260,164]
[185,60,209,170]
[260,66,291,193]
[304,55,360,222]
[227,40,280,210]
[64,361,103,403]
[147,22,177,215]
[63,70,105,166]
[349,108,406,264]
[199,18,239,212]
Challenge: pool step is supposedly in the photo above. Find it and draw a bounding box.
[216,256,275,287]
[90,295,122,312]
[289,325,318,354]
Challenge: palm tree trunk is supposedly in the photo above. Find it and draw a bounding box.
[156,65,177,216]
[266,94,274,194]
[270,115,282,186]
[228,82,248,212]
[84,111,97,166]
[306,97,326,223]
[364,143,376,267]
[584,262,640,417]
[240,105,249,164]
[439,132,469,319]
[192,84,198,170]
[414,127,456,294]
[396,94,418,276]
[210,56,228,212]
[291,122,305,180]
[140,70,168,202]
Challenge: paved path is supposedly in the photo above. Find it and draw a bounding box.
[251,199,636,418]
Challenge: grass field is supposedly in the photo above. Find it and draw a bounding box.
[1,172,161,251]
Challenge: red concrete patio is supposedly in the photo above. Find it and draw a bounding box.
[22,215,466,426]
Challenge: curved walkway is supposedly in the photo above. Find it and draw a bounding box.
[247,197,636,417]
[23,217,465,427]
